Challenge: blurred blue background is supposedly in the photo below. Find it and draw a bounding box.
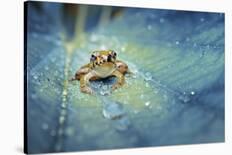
[25,1,224,154]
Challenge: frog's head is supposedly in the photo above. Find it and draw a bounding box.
[90,50,117,67]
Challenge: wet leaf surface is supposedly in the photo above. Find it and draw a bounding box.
[26,3,224,153]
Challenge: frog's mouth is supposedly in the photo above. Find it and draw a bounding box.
[93,62,116,77]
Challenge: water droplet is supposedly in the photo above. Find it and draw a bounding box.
[42,123,48,130]
[157,105,162,110]
[32,32,38,38]
[140,94,144,99]
[58,128,63,135]
[59,116,65,124]
[62,90,68,96]
[66,127,75,136]
[160,18,165,23]
[147,25,152,30]
[121,46,126,52]
[61,109,66,116]
[144,72,152,81]
[145,101,150,106]
[131,74,137,79]
[154,89,159,94]
[51,57,56,63]
[100,44,107,50]
[163,94,168,101]
[200,18,205,22]
[114,117,130,131]
[134,110,138,114]
[61,103,66,108]
[33,75,38,80]
[102,85,108,90]
[45,66,49,70]
[100,89,110,96]
[102,102,125,120]
[186,37,190,42]
[191,91,195,95]
[145,82,149,88]
[178,94,191,103]
[90,34,98,42]
[31,94,37,99]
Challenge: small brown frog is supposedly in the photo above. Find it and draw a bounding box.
[71,50,129,94]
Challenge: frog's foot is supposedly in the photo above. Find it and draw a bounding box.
[111,70,125,91]
[111,83,122,90]
[80,86,93,94]
[116,60,128,74]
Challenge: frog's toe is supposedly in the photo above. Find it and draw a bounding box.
[111,83,121,90]
[81,86,93,94]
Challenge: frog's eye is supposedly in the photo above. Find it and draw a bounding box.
[111,51,117,58]
[107,54,112,62]
[90,54,96,62]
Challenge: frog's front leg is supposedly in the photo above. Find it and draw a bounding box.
[115,60,128,74]
[111,70,125,90]
[80,71,96,94]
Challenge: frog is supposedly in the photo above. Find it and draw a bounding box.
[70,50,129,94]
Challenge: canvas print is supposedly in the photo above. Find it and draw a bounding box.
[24,1,225,154]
